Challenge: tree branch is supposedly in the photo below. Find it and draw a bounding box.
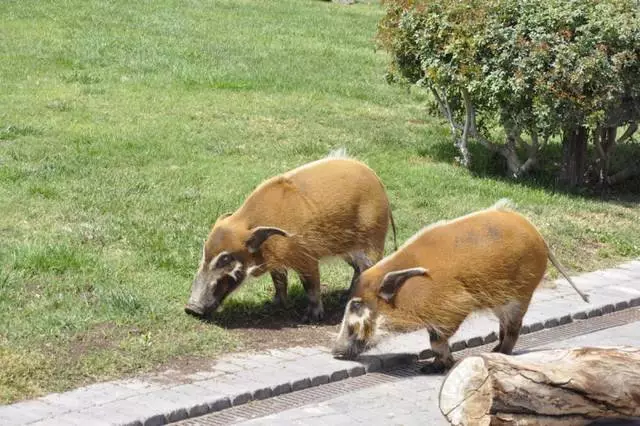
[594,126,606,160]
[458,88,474,167]
[616,122,638,145]
[461,88,501,153]
[518,127,539,175]
[430,87,462,134]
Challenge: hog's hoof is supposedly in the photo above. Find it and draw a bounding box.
[268,295,290,309]
[420,360,450,375]
[301,306,324,323]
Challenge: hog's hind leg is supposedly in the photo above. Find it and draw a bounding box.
[492,300,527,355]
[342,250,373,300]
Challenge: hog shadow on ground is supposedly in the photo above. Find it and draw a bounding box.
[200,287,348,330]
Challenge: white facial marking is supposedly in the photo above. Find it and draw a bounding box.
[336,298,372,343]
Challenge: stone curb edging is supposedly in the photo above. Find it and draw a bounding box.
[127,296,640,426]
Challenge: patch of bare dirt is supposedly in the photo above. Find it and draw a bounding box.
[68,322,134,360]
[233,322,338,352]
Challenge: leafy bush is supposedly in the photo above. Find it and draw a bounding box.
[379,0,640,188]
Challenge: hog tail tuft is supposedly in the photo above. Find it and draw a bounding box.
[493,198,516,211]
[327,147,349,159]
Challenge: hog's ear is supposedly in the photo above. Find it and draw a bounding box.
[378,267,428,302]
[245,227,290,254]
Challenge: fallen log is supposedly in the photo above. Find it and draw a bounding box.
[439,347,640,426]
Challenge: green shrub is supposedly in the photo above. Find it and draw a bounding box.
[379,0,640,188]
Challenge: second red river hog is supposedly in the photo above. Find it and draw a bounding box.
[185,149,397,323]
[332,200,589,373]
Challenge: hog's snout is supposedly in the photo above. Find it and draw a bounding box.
[184,300,218,318]
[184,304,204,317]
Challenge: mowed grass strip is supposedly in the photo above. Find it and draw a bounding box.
[1,0,639,403]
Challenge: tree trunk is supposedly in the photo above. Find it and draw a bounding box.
[560,126,588,188]
[439,347,640,426]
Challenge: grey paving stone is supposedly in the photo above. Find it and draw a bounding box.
[252,387,273,400]
[573,311,588,320]
[192,379,253,407]
[0,400,66,424]
[79,401,149,426]
[227,355,272,370]
[133,388,210,420]
[272,383,292,396]
[165,407,188,423]
[519,325,531,335]
[616,260,640,270]
[615,300,630,311]
[266,349,301,361]
[310,374,330,386]
[170,383,227,416]
[143,414,166,426]
[525,299,578,324]
[544,318,560,328]
[31,415,115,426]
[529,322,544,332]
[347,365,365,378]
[631,297,640,307]
[559,314,572,325]
[601,303,615,314]
[484,331,498,343]
[598,269,638,282]
[588,307,603,318]
[452,315,498,343]
[291,378,311,392]
[369,328,431,356]
[330,369,349,382]
[113,395,174,424]
[113,378,166,392]
[0,405,29,425]
[450,340,466,352]
[212,361,245,374]
[40,382,139,412]
[466,336,483,348]
[231,392,252,406]
[208,397,231,412]
[287,346,325,357]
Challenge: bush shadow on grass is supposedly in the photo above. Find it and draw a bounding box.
[419,138,640,204]
[202,285,347,330]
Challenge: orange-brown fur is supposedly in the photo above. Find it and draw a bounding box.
[359,208,547,335]
[335,202,588,370]
[208,158,391,270]
[202,156,395,321]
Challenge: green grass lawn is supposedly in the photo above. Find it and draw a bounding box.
[1,0,639,404]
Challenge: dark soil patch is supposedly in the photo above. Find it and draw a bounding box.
[203,286,347,352]
[68,322,133,361]
[233,322,338,352]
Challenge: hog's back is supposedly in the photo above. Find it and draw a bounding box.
[394,209,548,313]
[237,158,390,258]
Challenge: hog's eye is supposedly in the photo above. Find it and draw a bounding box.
[216,254,233,268]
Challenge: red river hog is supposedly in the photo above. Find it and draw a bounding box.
[185,149,397,323]
[332,200,589,372]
